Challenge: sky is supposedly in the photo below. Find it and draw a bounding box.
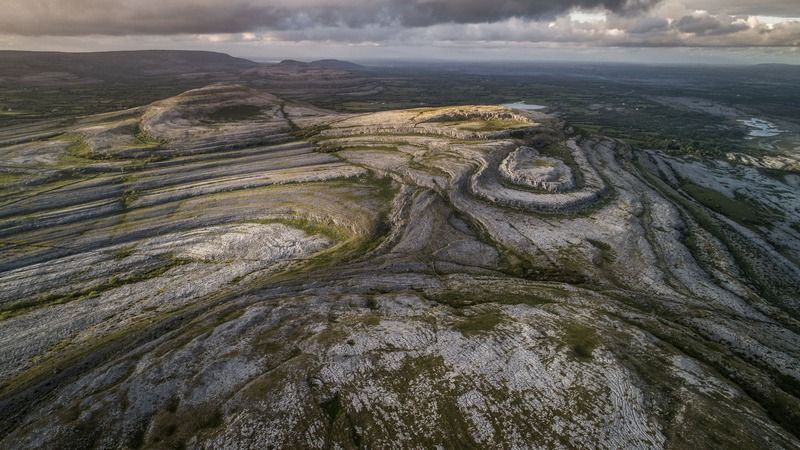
[0,0,798,64]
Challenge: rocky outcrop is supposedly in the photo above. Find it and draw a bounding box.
[499,146,575,192]
[467,139,609,213]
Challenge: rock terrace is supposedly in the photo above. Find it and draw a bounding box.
[0,85,799,449]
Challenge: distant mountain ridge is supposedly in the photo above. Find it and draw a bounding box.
[0,51,379,124]
[0,50,368,83]
[0,50,260,80]
[278,59,365,70]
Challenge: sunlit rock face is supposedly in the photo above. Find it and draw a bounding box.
[0,84,799,450]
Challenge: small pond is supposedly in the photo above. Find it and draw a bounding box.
[501,101,547,111]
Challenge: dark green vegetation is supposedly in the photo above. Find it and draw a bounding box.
[206,105,263,122]
[562,323,598,360]
[146,403,223,449]
[679,181,781,229]
[453,308,505,336]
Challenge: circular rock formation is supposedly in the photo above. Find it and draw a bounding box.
[499,146,575,192]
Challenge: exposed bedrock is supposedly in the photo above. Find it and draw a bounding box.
[466,138,609,214]
[499,146,576,192]
[0,85,799,449]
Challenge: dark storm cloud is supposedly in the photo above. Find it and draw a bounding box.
[675,14,749,36]
[627,16,670,34]
[694,0,800,17]
[1,0,661,36]
[1,0,798,48]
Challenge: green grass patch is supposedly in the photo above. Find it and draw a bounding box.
[531,159,556,168]
[133,126,162,148]
[320,392,343,422]
[555,245,590,277]
[64,134,92,160]
[339,145,399,153]
[112,245,135,260]
[430,288,557,309]
[680,181,779,228]
[292,123,330,140]
[0,255,192,321]
[206,104,262,122]
[586,238,616,266]
[120,189,139,208]
[448,119,530,132]
[245,217,350,244]
[453,308,505,336]
[146,403,223,449]
[0,173,23,185]
[563,323,598,360]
